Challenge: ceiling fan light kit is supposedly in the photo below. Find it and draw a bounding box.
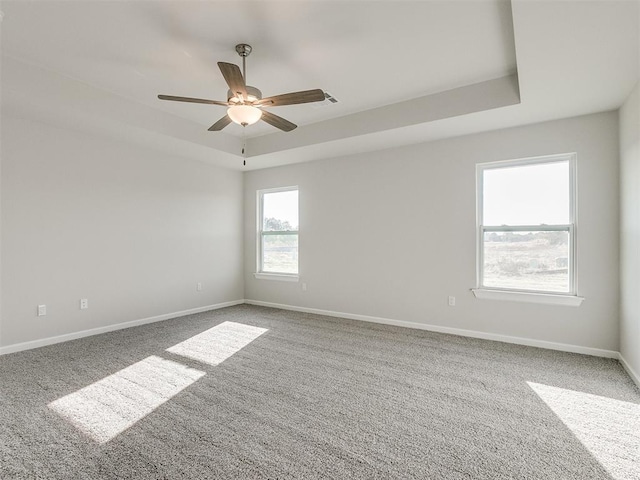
[157,43,326,132]
[227,105,262,126]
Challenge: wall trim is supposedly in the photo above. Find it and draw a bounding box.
[0,300,244,356]
[618,353,640,389]
[2,298,631,384]
[245,299,619,359]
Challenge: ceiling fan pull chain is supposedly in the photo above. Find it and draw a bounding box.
[242,128,247,166]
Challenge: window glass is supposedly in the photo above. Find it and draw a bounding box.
[482,230,570,293]
[483,161,570,226]
[262,235,299,274]
[478,156,575,295]
[259,188,299,275]
[263,190,298,231]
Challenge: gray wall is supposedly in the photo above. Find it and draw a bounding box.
[244,112,620,351]
[0,109,624,355]
[1,116,244,347]
[620,80,640,376]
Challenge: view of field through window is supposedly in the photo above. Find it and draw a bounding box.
[481,158,572,293]
[483,231,570,292]
[261,189,298,274]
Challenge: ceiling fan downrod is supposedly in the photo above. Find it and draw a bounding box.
[235,43,252,83]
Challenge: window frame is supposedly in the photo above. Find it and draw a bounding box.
[475,153,578,297]
[256,186,299,279]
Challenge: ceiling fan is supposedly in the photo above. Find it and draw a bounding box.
[158,44,326,132]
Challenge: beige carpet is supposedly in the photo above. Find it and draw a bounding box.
[1,304,638,479]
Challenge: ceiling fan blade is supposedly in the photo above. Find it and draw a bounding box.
[217,62,248,100]
[208,115,232,131]
[256,89,325,107]
[158,95,228,106]
[261,110,297,132]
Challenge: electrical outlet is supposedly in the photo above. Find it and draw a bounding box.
[80,299,88,310]
[197,282,202,292]
[302,283,307,291]
[448,296,456,307]
[37,305,47,316]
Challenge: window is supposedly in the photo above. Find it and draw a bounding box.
[476,154,577,296]
[257,187,299,277]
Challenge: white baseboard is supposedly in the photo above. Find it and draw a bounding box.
[618,354,640,389]
[2,298,628,371]
[245,299,619,359]
[0,300,244,356]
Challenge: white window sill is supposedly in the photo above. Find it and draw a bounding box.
[472,288,584,306]
[254,273,299,282]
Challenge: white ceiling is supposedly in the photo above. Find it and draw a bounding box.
[1,0,638,170]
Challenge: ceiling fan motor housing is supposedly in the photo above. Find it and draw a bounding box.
[235,44,252,57]
[227,86,263,104]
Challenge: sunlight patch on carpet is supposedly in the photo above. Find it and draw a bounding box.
[49,356,205,443]
[166,321,268,366]
[528,382,640,480]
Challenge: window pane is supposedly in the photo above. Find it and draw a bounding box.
[262,234,298,274]
[483,161,569,226]
[263,190,298,231]
[482,230,570,293]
